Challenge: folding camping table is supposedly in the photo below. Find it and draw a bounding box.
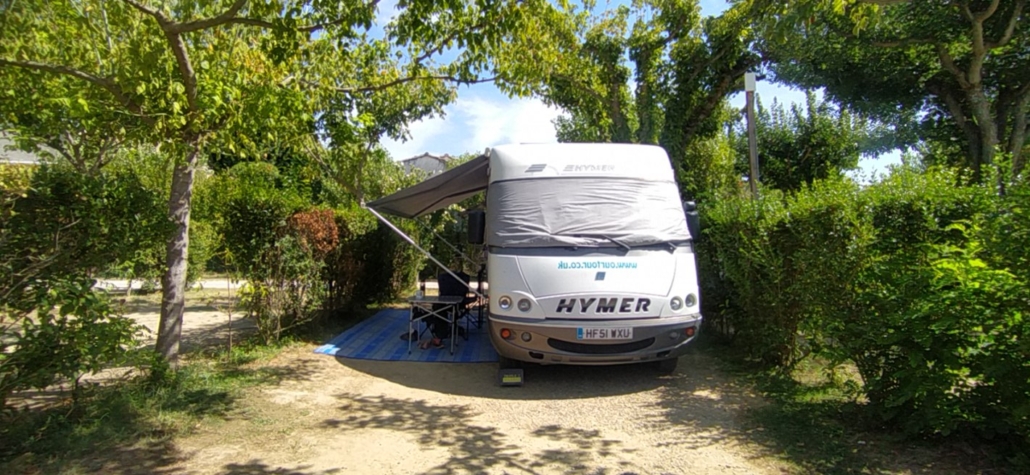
[407,295,464,355]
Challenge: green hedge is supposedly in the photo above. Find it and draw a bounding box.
[1,165,162,407]
[323,205,427,309]
[699,167,1029,444]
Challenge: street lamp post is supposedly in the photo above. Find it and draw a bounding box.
[745,72,760,200]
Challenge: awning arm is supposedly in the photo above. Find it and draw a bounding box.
[416,218,478,268]
[364,204,486,300]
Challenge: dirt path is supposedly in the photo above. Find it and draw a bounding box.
[85,289,789,474]
[119,287,256,353]
[154,345,787,475]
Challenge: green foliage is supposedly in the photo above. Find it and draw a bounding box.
[218,162,305,272]
[1,0,557,360]
[324,204,430,309]
[700,176,872,365]
[1,164,169,302]
[102,146,216,287]
[0,277,140,409]
[239,207,341,344]
[495,0,761,199]
[0,165,164,408]
[0,164,33,221]
[679,104,743,199]
[701,167,1029,445]
[983,180,1030,277]
[735,91,886,191]
[199,161,322,343]
[763,0,1030,181]
[0,341,296,472]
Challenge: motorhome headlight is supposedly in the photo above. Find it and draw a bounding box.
[670,296,683,311]
[517,299,532,312]
[684,293,697,308]
[498,296,513,310]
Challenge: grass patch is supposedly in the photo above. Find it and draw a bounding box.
[0,338,298,475]
[697,335,1014,474]
[1,299,405,474]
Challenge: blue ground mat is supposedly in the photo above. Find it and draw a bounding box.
[315,308,499,363]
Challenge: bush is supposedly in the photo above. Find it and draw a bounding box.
[323,204,428,309]
[0,276,139,408]
[198,155,434,331]
[237,208,339,343]
[700,166,1029,444]
[700,177,873,366]
[0,165,160,408]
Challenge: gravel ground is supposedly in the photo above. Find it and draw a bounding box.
[143,345,789,475]
[14,285,987,475]
[60,286,787,474]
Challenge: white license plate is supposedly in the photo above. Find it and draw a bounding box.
[577,327,633,340]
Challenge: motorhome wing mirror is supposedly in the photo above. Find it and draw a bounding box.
[467,210,486,244]
[683,201,701,241]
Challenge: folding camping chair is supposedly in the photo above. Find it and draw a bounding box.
[437,270,476,340]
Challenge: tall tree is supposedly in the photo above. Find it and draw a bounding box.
[760,0,1029,183]
[494,0,763,199]
[736,91,889,191]
[0,0,554,362]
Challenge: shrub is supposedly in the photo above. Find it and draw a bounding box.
[0,276,140,408]
[700,177,873,366]
[238,208,339,343]
[323,205,428,309]
[238,232,327,344]
[700,166,1028,443]
[0,166,159,408]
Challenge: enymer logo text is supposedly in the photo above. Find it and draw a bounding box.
[564,164,615,172]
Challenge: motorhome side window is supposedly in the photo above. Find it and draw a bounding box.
[486,177,690,248]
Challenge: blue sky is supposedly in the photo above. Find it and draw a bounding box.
[377,0,902,179]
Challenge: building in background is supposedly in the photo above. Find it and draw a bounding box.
[0,134,43,166]
[398,152,452,176]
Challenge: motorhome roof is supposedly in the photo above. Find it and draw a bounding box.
[489,143,674,184]
[366,143,676,219]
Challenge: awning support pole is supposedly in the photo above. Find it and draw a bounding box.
[417,219,478,268]
[364,205,485,300]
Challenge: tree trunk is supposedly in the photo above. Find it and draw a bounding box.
[968,89,998,182]
[1009,91,1029,178]
[607,81,631,143]
[155,145,200,362]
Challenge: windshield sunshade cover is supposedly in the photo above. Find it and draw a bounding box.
[487,177,691,248]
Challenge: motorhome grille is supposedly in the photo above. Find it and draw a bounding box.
[546,337,656,355]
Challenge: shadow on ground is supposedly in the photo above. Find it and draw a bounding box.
[318,392,643,474]
[333,356,671,401]
[216,461,343,475]
[675,341,1008,475]
[1,347,322,475]
[1,393,203,475]
[335,336,1004,474]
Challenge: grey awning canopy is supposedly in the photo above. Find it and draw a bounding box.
[366,153,489,218]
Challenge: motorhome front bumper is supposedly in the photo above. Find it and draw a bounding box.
[488,313,702,365]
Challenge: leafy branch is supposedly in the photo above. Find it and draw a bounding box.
[334,75,497,94]
[122,0,379,34]
[0,59,154,125]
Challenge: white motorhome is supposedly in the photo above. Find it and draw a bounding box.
[367,143,701,372]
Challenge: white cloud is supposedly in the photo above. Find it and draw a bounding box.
[455,96,562,152]
[375,0,399,26]
[380,95,562,160]
[379,111,449,160]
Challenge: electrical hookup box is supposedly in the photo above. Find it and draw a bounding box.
[498,368,524,387]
